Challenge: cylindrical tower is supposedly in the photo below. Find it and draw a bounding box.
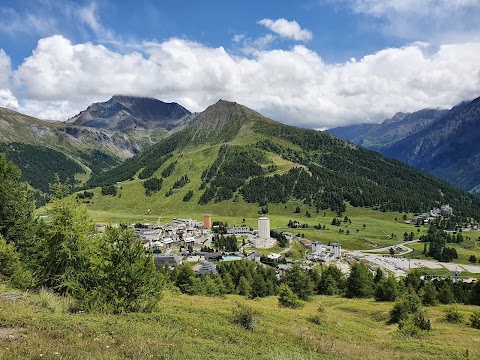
[203,214,212,229]
[258,217,270,239]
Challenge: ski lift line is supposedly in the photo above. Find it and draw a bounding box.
[378,228,390,238]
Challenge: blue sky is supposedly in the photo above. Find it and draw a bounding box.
[0,0,479,128]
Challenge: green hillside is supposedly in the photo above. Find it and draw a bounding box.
[82,100,480,231]
[0,107,128,195]
[1,286,480,360]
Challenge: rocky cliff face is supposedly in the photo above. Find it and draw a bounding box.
[68,95,192,133]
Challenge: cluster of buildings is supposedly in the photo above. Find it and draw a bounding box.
[411,204,454,225]
[136,217,208,253]
[133,214,343,273]
[307,241,342,263]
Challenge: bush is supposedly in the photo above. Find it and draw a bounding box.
[278,283,303,308]
[232,302,259,331]
[471,312,480,329]
[390,290,431,337]
[308,315,322,325]
[0,235,35,290]
[398,313,430,338]
[444,307,463,324]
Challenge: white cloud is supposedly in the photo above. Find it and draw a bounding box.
[344,0,480,16]
[0,7,57,36]
[0,49,11,88]
[0,89,20,110]
[335,0,480,42]
[232,34,245,43]
[7,35,480,129]
[258,18,312,42]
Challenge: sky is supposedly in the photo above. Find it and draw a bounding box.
[0,0,479,129]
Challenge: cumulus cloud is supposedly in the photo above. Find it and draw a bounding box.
[7,35,480,128]
[258,18,312,42]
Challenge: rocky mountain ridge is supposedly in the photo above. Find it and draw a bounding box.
[327,96,480,194]
[68,95,193,133]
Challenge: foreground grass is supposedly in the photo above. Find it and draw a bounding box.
[1,286,480,359]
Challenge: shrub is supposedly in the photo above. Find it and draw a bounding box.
[232,302,259,331]
[0,235,35,290]
[471,312,480,329]
[309,315,322,325]
[398,313,430,338]
[444,307,463,324]
[390,290,431,337]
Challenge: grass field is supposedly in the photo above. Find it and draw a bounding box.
[1,285,480,359]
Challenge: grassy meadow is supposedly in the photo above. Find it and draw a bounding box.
[1,285,480,360]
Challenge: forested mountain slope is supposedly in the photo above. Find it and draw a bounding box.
[0,107,132,193]
[88,100,480,220]
[382,97,480,195]
[327,97,480,195]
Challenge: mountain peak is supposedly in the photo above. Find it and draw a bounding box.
[183,99,269,143]
[68,95,191,132]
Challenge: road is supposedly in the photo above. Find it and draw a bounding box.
[345,239,480,277]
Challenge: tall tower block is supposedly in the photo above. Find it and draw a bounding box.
[203,214,212,229]
[258,217,270,239]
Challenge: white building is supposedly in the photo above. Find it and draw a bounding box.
[441,205,453,217]
[258,217,270,239]
[226,225,251,234]
[312,241,323,253]
[331,243,342,258]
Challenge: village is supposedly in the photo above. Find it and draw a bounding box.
[120,205,480,281]
[122,214,344,277]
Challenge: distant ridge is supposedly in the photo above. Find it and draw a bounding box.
[327,96,480,195]
[68,95,192,132]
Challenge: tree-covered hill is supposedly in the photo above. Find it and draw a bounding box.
[0,107,128,195]
[87,100,480,220]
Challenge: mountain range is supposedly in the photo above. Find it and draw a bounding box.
[327,96,480,195]
[1,95,479,218]
[0,96,196,194]
[86,99,480,219]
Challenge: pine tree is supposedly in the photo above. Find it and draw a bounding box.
[283,263,314,301]
[92,226,165,313]
[278,283,302,308]
[438,281,455,304]
[38,180,99,296]
[237,275,252,297]
[346,262,374,298]
[0,154,36,253]
[421,281,439,306]
[375,275,398,302]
